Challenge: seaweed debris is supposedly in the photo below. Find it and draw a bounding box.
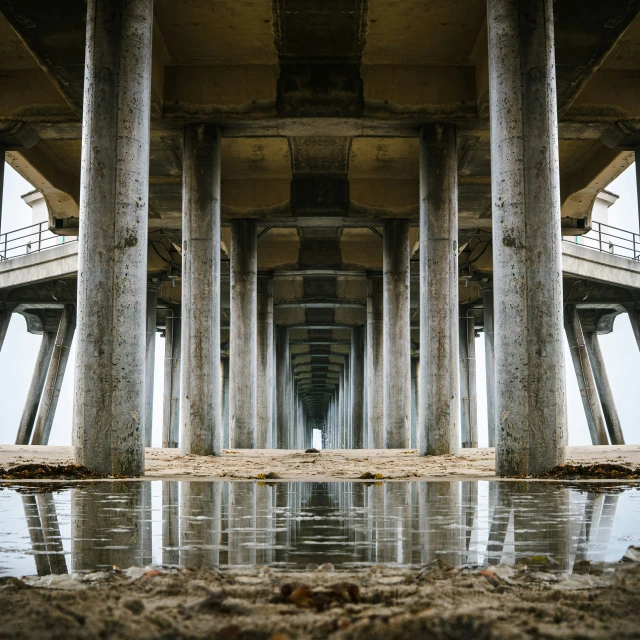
[0,464,105,480]
[538,463,640,480]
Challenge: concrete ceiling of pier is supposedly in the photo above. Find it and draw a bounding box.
[2,0,640,418]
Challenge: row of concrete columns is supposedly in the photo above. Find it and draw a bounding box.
[69,0,604,475]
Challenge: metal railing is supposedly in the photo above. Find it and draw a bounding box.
[0,221,76,261]
[564,221,640,261]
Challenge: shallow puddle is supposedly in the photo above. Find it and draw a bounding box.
[0,480,638,577]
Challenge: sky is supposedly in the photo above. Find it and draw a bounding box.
[0,162,639,448]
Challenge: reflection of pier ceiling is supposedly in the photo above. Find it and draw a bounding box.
[2,0,640,475]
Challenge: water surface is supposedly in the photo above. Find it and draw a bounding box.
[0,480,638,577]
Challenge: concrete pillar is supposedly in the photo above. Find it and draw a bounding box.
[181,123,222,456]
[383,219,410,448]
[73,0,153,475]
[0,310,10,353]
[583,331,624,445]
[256,276,274,448]
[351,325,365,448]
[564,305,608,445]
[32,305,76,445]
[221,357,230,449]
[459,306,478,448]
[410,358,419,449]
[487,0,566,475]
[230,220,257,449]
[367,276,384,448]
[16,331,56,445]
[481,284,496,447]
[276,326,290,448]
[162,306,181,448]
[144,283,159,447]
[418,124,459,456]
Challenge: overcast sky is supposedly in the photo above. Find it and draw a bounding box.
[0,163,638,448]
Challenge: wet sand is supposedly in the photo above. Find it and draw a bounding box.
[0,445,639,480]
[1,560,639,639]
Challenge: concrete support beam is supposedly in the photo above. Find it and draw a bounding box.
[383,219,410,448]
[583,330,625,445]
[162,306,181,448]
[230,219,257,449]
[16,330,57,445]
[481,284,496,447]
[418,124,459,456]
[487,0,566,475]
[32,305,76,445]
[181,123,222,455]
[367,276,384,448]
[276,326,290,448]
[351,325,365,448]
[410,358,419,449]
[144,283,159,447]
[459,306,478,449]
[73,0,153,476]
[564,305,608,445]
[256,277,273,448]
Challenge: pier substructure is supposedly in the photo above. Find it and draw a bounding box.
[418,124,459,456]
[383,219,410,448]
[487,0,566,475]
[481,284,496,447]
[276,326,290,448]
[16,329,57,445]
[73,0,153,476]
[564,306,609,445]
[367,275,384,448]
[181,123,222,455]
[144,283,159,447]
[230,220,257,448]
[459,306,478,449]
[256,276,274,448]
[351,325,365,448]
[583,329,624,445]
[162,306,181,448]
[32,305,77,445]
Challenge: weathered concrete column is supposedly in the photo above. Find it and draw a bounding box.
[487,0,566,475]
[221,357,230,449]
[144,282,159,447]
[16,330,56,445]
[181,124,222,456]
[162,306,181,448]
[383,219,411,448]
[32,306,77,445]
[351,325,365,448]
[275,326,290,448]
[459,306,478,448]
[256,276,274,448]
[564,306,608,445]
[481,283,496,447]
[419,124,459,456]
[367,276,384,448]
[410,358,419,449]
[230,219,257,449]
[0,310,10,353]
[73,0,153,476]
[583,330,625,445]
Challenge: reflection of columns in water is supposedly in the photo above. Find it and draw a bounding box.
[22,494,55,576]
[180,482,222,570]
[255,483,276,565]
[576,492,620,564]
[141,482,153,566]
[228,482,257,566]
[162,481,180,565]
[461,481,478,565]
[72,483,145,572]
[418,482,465,567]
[35,493,68,575]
